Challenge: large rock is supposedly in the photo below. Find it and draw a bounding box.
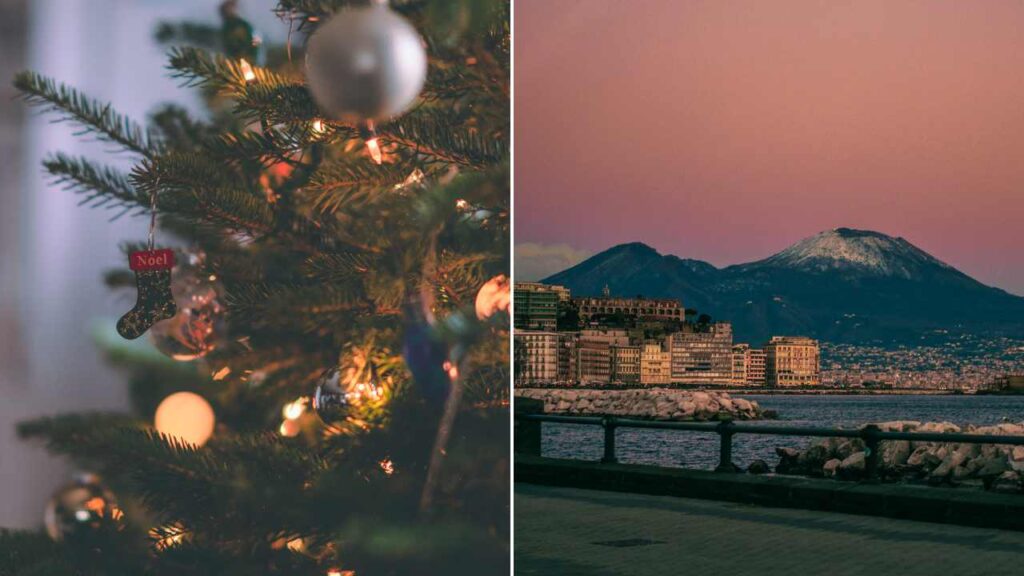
[880,440,912,470]
[772,419,1024,494]
[823,458,842,478]
[747,460,770,475]
[838,452,866,479]
[514,388,765,421]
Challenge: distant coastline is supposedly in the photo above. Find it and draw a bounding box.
[517,385,979,396]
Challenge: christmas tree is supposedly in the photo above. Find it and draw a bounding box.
[3,0,509,574]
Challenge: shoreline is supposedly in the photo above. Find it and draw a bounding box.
[516,386,980,396]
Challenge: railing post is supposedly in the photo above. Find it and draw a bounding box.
[715,419,736,473]
[601,416,618,464]
[514,397,543,457]
[861,424,881,482]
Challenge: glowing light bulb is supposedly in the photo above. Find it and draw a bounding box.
[443,360,459,381]
[279,419,301,437]
[359,120,383,164]
[394,168,425,190]
[311,119,326,135]
[379,458,395,476]
[282,398,306,420]
[154,392,216,447]
[239,58,256,82]
[365,138,383,165]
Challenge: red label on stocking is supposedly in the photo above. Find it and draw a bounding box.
[129,249,176,271]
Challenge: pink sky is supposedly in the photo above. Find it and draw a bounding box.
[515,0,1024,294]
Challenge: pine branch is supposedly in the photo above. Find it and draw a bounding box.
[168,46,295,97]
[235,83,322,124]
[130,154,275,235]
[303,251,376,282]
[13,71,160,157]
[149,104,214,152]
[380,108,506,168]
[226,282,380,333]
[43,153,150,218]
[305,160,417,214]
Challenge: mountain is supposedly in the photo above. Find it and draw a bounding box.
[543,228,1024,345]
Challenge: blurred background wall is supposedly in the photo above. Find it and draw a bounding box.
[0,0,282,529]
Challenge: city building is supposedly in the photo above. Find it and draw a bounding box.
[557,332,580,384]
[513,282,568,331]
[575,295,685,323]
[513,330,559,385]
[732,344,767,386]
[765,336,821,387]
[669,322,734,384]
[640,342,672,385]
[747,348,766,385]
[610,344,641,384]
[731,344,749,385]
[577,328,629,384]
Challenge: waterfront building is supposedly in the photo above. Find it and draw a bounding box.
[747,348,766,385]
[731,344,767,386]
[513,330,559,385]
[513,282,568,331]
[669,322,734,384]
[610,344,641,384]
[640,342,672,385]
[557,332,580,384]
[577,328,629,384]
[765,336,821,387]
[731,344,749,385]
[575,295,684,323]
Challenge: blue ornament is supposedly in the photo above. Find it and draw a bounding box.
[401,296,450,404]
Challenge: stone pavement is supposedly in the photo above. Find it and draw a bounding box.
[515,483,1024,575]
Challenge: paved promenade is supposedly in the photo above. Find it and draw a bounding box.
[516,483,1024,575]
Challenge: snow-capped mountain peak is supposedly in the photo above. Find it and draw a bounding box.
[758,228,952,278]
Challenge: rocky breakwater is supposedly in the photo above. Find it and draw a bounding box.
[775,420,1024,493]
[515,388,764,421]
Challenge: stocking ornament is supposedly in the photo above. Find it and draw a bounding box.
[117,181,176,339]
[116,249,177,339]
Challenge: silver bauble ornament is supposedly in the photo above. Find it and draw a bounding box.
[312,363,384,422]
[150,252,226,361]
[305,5,427,121]
[44,474,121,541]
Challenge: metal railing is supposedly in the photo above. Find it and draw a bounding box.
[515,413,1024,478]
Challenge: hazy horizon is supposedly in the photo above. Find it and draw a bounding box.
[515,0,1024,294]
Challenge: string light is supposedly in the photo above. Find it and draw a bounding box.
[442,360,459,381]
[365,138,382,165]
[279,418,301,437]
[360,120,383,165]
[239,58,256,82]
[393,168,425,191]
[379,458,395,476]
[311,119,326,136]
[326,569,355,576]
[282,398,308,420]
[154,392,216,447]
